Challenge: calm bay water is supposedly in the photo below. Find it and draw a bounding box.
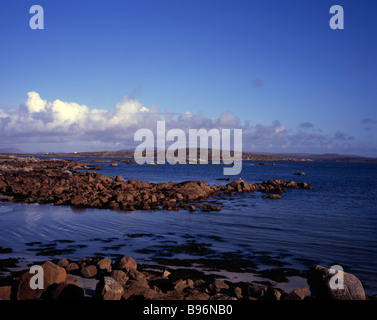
[1,160,377,295]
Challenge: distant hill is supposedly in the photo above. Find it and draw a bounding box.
[12,149,377,163]
[267,152,377,162]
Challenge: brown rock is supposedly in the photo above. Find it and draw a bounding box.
[297,182,312,189]
[116,193,124,203]
[286,181,298,188]
[66,262,79,273]
[286,287,308,300]
[16,262,65,301]
[188,205,196,212]
[117,256,137,272]
[210,280,229,293]
[122,279,160,300]
[97,257,112,273]
[184,289,210,300]
[308,265,366,300]
[57,258,69,268]
[128,268,145,281]
[71,195,87,207]
[234,287,243,299]
[174,279,189,292]
[65,275,79,286]
[186,279,194,289]
[42,261,67,287]
[111,270,129,285]
[17,272,44,300]
[96,277,124,300]
[0,286,12,300]
[81,265,98,278]
[109,201,120,210]
[162,270,171,279]
[262,194,282,199]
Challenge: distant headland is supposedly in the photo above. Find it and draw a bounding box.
[1,149,376,163]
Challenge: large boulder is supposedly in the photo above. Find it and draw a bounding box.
[81,265,98,278]
[116,256,137,272]
[97,257,112,273]
[42,261,67,287]
[16,272,44,300]
[66,262,79,273]
[96,277,124,300]
[17,262,66,300]
[308,265,366,300]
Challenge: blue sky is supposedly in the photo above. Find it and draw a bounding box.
[0,0,376,155]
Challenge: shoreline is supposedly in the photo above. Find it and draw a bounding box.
[1,255,306,300]
[0,255,371,300]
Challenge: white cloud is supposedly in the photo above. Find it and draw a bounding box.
[0,91,373,155]
[215,111,240,128]
[25,91,47,113]
[0,109,8,119]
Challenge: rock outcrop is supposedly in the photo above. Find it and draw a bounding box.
[0,158,313,212]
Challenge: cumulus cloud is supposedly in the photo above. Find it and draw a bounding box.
[214,111,240,128]
[0,92,242,148]
[0,91,372,155]
[0,109,7,119]
[0,91,153,142]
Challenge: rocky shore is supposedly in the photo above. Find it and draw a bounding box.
[0,157,373,301]
[0,157,312,212]
[0,256,368,300]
